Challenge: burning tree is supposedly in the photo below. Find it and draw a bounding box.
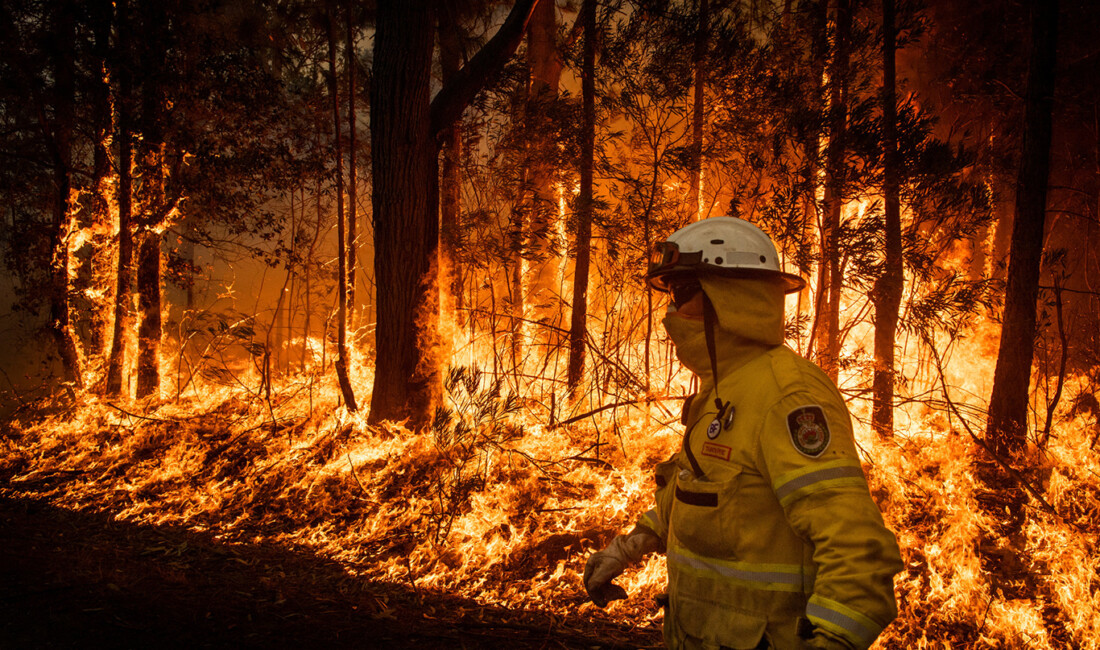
[1,0,1100,648]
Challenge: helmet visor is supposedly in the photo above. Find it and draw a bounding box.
[649,241,679,270]
[648,241,703,290]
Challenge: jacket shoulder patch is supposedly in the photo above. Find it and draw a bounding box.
[786,405,830,457]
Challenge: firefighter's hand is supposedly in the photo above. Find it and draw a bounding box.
[583,527,662,607]
[583,545,627,607]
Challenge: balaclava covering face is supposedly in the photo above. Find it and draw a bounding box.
[661,276,786,382]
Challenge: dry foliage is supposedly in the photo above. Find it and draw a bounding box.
[2,368,1098,649]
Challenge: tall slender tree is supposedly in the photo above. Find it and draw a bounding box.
[326,2,357,411]
[134,0,169,399]
[105,0,135,397]
[83,0,114,355]
[814,0,852,381]
[687,0,708,220]
[872,0,903,437]
[524,0,565,339]
[567,0,596,397]
[45,0,84,387]
[986,0,1060,456]
[438,16,464,316]
[345,1,358,316]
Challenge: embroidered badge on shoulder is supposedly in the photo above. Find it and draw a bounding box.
[786,405,830,457]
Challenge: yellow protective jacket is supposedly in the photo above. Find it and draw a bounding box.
[639,277,903,650]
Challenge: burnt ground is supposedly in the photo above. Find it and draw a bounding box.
[0,495,662,649]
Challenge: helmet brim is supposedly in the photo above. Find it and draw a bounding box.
[649,265,806,295]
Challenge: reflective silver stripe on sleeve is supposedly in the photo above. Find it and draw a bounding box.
[668,547,810,591]
[639,509,662,535]
[774,464,865,502]
[806,600,880,648]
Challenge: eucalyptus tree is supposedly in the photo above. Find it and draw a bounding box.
[986,0,1060,456]
[368,0,539,428]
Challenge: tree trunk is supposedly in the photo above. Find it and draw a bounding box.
[509,203,524,376]
[439,19,464,325]
[688,0,708,220]
[567,0,596,397]
[369,1,439,426]
[345,2,358,322]
[105,0,134,397]
[990,183,1014,281]
[134,0,168,400]
[89,0,113,208]
[525,0,563,338]
[871,0,903,437]
[327,4,357,411]
[306,180,325,373]
[797,0,828,353]
[985,0,1059,456]
[135,230,161,398]
[46,0,84,387]
[968,220,990,282]
[814,0,851,381]
[83,0,114,355]
[369,0,538,427]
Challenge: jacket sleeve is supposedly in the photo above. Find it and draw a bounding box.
[638,395,696,541]
[755,390,903,650]
[637,455,680,542]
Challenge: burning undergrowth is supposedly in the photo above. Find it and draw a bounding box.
[2,368,1099,649]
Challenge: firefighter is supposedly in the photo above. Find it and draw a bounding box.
[583,217,903,650]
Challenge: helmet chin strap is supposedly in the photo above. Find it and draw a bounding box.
[681,292,734,480]
[704,292,730,413]
[703,293,733,426]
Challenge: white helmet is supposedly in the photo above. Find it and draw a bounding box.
[647,216,805,294]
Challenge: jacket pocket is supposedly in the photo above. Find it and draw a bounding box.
[668,593,767,650]
[670,466,742,560]
[655,457,679,489]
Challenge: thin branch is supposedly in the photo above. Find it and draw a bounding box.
[459,306,569,335]
[0,365,26,408]
[1038,284,1100,297]
[347,451,369,497]
[1040,275,1069,446]
[430,0,540,142]
[550,396,688,430]
[106,402,179,424]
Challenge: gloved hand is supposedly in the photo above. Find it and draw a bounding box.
[583,526,662,607]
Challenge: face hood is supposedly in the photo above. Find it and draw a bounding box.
[662,276,786,381]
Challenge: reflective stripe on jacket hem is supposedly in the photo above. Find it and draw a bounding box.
[772,459,866,507]
[668,544,813,593]
[806,595,883,649]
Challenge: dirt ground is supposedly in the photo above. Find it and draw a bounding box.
[0,494,662,649]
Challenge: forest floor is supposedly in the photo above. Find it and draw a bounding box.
[0,492,659,649]
[5,384,1097,650]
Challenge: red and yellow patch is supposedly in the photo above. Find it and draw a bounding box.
[701,441,731,461]
[786,405,830,457]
